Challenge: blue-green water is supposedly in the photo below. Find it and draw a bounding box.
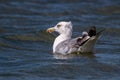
[0,0,120,80]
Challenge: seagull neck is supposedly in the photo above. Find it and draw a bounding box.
[60,33,72,39]
[53,32,72,53]
[55,33,72,45]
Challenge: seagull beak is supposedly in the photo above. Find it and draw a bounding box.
[46,27,55,33]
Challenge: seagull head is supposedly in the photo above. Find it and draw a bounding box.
[47,21,72,34]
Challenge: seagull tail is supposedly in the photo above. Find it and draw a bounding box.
[78,28,105,53]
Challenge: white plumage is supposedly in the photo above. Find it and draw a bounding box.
[47,21,104,55]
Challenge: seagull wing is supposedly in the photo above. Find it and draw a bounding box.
[55,38,81,55]
[54,36,90,55]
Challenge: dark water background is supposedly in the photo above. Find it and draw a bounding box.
[0,0,120,80]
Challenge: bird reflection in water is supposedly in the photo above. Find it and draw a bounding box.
[53,52,95,59]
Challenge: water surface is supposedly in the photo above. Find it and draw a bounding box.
[0,0,120,80]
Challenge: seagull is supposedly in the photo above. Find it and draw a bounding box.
[46,21,104,55]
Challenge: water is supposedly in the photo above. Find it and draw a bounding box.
[0,0,120,80]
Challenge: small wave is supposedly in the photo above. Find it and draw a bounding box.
[94,5,120,15]
[0,41,35,51]
[3,30,55,42]
[0,28,6,33]
[0,72,22,77]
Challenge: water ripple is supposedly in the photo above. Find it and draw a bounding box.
[0,0,120,80]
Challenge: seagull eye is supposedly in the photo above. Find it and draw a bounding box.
[57,25,61,28]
